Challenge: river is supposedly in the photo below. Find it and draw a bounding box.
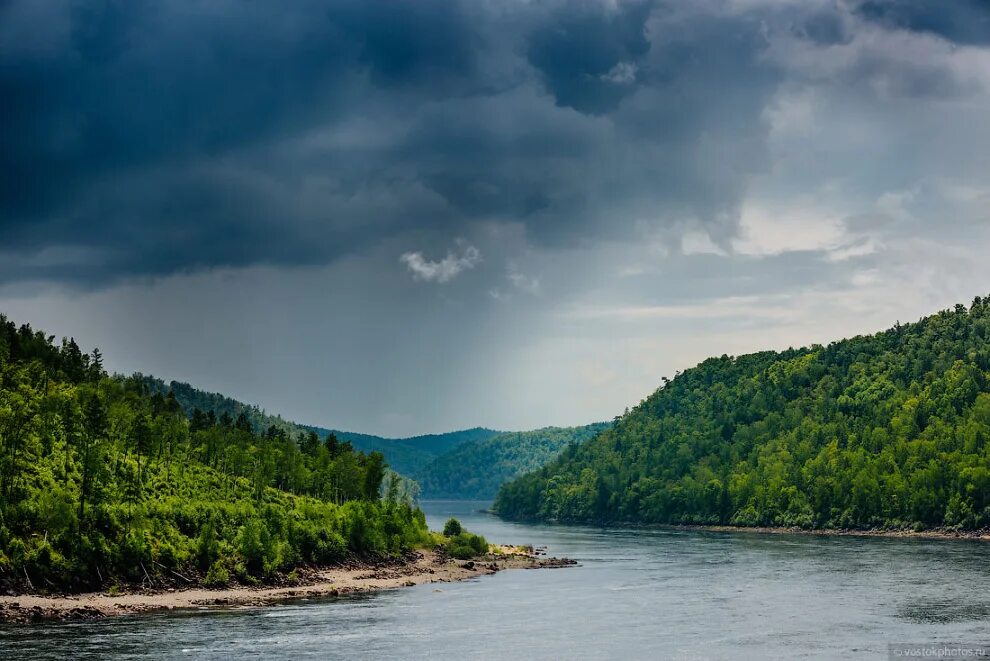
[3,500,989,659]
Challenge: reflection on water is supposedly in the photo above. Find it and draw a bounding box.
[3,500,990,660]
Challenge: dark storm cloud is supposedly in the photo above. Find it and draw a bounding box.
[1,0,981,287]
[855,0,990,46]
[789,7,853,46]
[1,0,479,189]
[1,0,483,284]
[526,0,654,114]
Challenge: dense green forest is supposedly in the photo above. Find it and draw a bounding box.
[140,376,498,478]
[0,316,431,593]
[416,424,609,499]
[139,376,300,440]
[496,298,990,531]
[142,375,604,501]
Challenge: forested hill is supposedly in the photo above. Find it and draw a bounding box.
[302,426,501,478]
[0,315,430,593]
[495,298,990,531]
[139,376,299,438]
[139,376,498,478]
[416,424,610,500]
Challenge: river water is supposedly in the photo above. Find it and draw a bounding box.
[3,500,989,659]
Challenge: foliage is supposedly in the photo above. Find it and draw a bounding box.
[445,530,488,560]
[416,424,610,499]
[140,375,499,480]
[438,518,486,559]
[442,518,463,537]
[0,315,431,592]
[203,561,230,587]
[496,298,990,531]
[138,376,298,441]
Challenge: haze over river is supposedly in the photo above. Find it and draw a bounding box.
[3,500,989,659]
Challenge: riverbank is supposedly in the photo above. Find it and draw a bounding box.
[0,546,576,623]
[675,523,990,541]
[493,512,990,541]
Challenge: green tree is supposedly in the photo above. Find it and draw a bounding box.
[443,518,462,536]
[363,451,386,500]
[79,392,108,525]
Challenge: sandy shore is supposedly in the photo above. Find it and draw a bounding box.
[0,547,576,623]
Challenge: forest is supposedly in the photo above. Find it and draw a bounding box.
[140,374,499,480]
[0,315,431,593]
[141,376,600,499]
[416,424,609,499]
[496,297,990,531]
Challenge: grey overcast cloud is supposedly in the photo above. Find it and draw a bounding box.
[2,0,990,436]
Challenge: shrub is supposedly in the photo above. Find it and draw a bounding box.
[447,532,488,559]
[196,519,220,571]
[729,505,761,527]
[233,561,258,585]
[314,530,346,564]
[266,540,300,574]
[443,518,463,537]
[203,561,230,587]
[23,538,70,586]
[236,518,270,576]
[119,530,153,578]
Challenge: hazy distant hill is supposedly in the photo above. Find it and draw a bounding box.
[416,423,610,500]
[139,376,499,477]
[301,425,501,477]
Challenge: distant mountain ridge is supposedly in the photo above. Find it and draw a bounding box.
[139,375,500,478]
[299,425,501,477]
[139,376,606,500]
[415,424,611,500]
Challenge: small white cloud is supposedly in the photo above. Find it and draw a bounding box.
[601,61,637,84]
[826,237,880,262]
[400,241,481,283]
[507,262,541,296]
[732,203,845,256]
[764,88,817,138]
[681,230,728,256]
[876,189,916,222]
[490,263,541,302]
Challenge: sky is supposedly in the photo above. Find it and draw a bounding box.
[3,0,990,437]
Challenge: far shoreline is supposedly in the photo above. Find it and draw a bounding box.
[0,547,576,624]
[490,510,990,542]
[671,523,990,542]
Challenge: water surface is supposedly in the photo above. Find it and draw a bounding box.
[3,500,989,659]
